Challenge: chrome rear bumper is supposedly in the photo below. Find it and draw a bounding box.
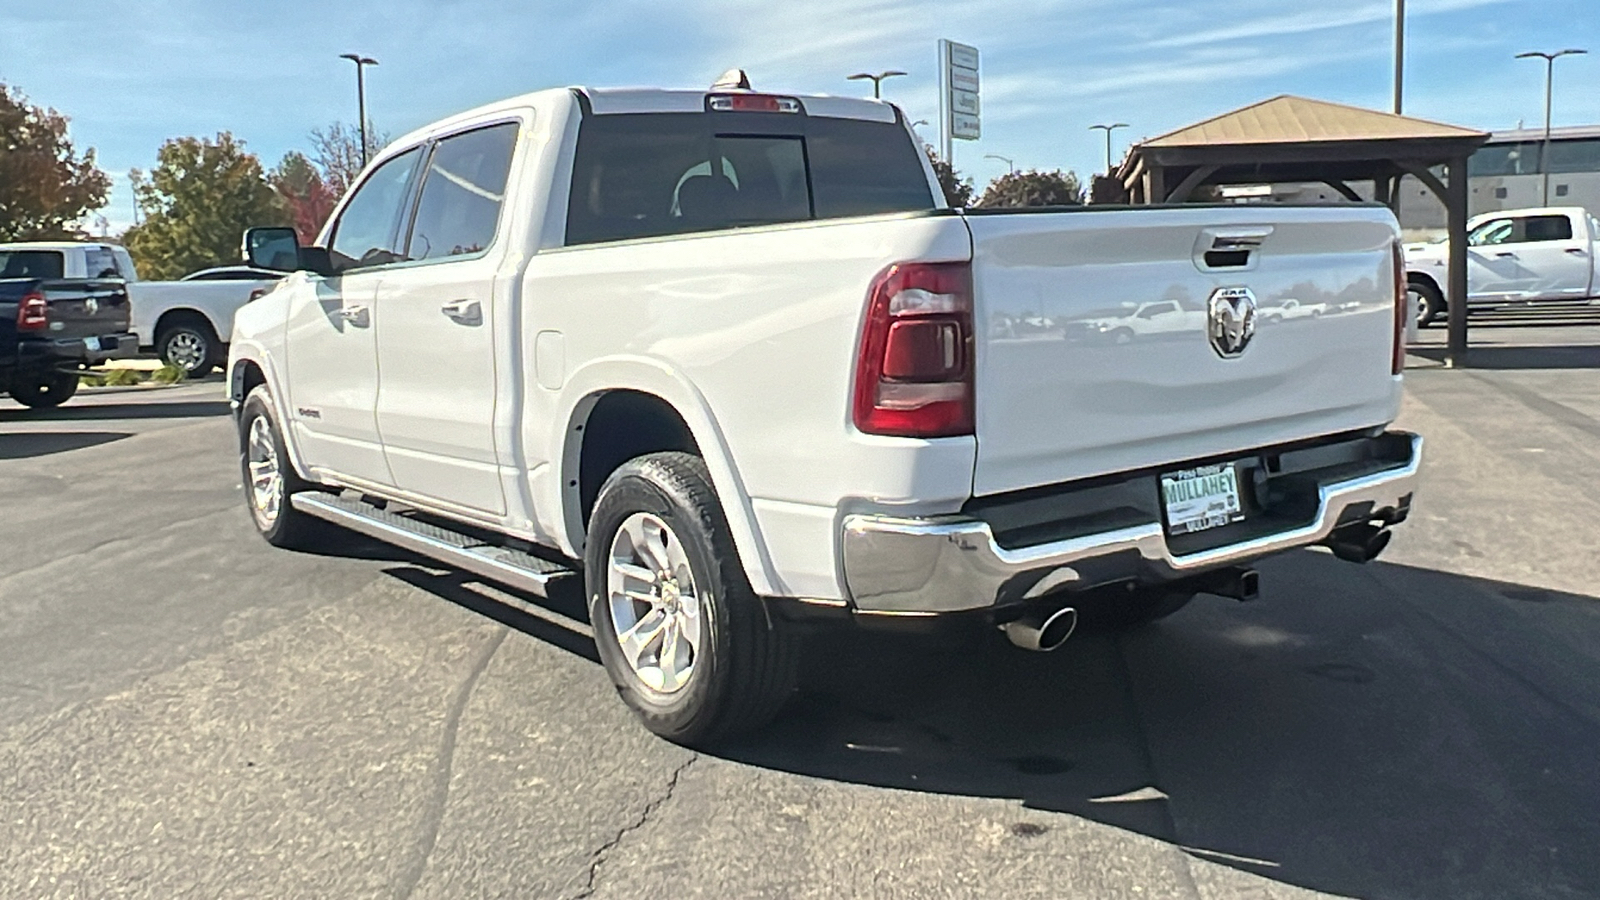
[841,432,1422,614]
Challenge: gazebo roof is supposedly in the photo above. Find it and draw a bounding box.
[1143,95,1487,147]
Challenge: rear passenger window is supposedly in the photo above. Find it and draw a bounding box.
[1519,215,1573,243]
[566,111,934,246]
[405,122,519,262]
[84,247,118,278]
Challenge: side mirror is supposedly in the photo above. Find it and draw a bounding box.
[243,227,304,272]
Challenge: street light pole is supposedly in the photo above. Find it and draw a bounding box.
[340,53,380,169]
[1393,0,1405,114]
[1516,49,1586,206]
[1089,123,1129,174]
[984,154,1015,174]
[846,70,907,99]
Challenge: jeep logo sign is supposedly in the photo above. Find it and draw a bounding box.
[1208,287,1257,358]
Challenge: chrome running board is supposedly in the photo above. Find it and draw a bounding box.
[292,493,577,598]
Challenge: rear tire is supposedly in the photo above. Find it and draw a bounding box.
[239,386,324,549]
[157,318,219,376]
[10,372,80,408]
[1410,280,1444,328]
[585,452,799,746]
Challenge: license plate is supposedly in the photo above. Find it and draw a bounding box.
[83,337,102,352]
[1161,463,1245,535]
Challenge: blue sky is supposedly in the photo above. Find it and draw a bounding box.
[2,0,1596,232]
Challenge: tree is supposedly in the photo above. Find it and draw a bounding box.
[308,121,389,199]
[926,148,974,207]
[271,151,336,243]
[123,133,288,280]
[977,169,1086,208]
[0,83,111,241]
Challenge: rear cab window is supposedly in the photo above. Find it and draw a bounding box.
[1517,215,1574,243]
[565,104,935,246]
[0,250,66,280]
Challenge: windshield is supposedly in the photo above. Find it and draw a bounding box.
[0,250,65,280]
[565,110,935,246]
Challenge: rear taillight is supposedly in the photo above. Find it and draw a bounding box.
[853,262,974,438]
[1391,240,1407,376]
[16,291,48,332]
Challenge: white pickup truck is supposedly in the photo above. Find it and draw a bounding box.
[1406,206,1600,325]
[227,79,1422,743]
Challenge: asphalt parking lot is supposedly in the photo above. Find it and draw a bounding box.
[2,316,1598,900]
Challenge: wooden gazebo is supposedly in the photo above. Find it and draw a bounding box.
[1116,96,1489,365]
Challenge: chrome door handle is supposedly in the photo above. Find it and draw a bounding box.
[441,299,482,324]
[338,304,370,326]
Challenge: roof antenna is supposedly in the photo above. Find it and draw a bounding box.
[711,68,752,91]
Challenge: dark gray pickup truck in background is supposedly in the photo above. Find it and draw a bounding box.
[1,246,137,408]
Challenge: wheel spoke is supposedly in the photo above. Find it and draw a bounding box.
[616,608,668,671]
[613,562,657,586]
[656,617,684,692]
[639,518,672,572]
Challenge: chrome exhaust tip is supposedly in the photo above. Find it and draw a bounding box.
[1327,524,1392,564]
[1003,605,1078,652]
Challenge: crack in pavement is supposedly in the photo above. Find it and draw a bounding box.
[571,752,699,900]
[393,626,509,900]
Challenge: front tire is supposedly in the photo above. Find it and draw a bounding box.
[1410,280,1444,328]
[585,452,799,745]
[10,372,80,408]
[239,386,323,549]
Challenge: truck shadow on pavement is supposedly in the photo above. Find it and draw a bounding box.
[397,546,1600,900]
[1410,343,1600,370]
[0,431,130,459]
[0,399,231,421]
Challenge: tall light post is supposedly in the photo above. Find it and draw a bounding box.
[847,70,907,99]
[1393,0,1405,113]
[985,154,1015,174]
[1089,123,1129,174]
[340,53,379,168]
[1516,48,1586,206]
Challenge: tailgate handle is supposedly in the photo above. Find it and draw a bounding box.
[1198,226,1273,270]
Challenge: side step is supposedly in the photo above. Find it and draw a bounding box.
[292,492,578,598]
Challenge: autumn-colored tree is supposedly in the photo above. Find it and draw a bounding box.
[926,148,974,208]
[271,151,336,243]
[0,84,111,241]
[123,133,289,280]
[977,169,1086,208]
[308,121,389,199]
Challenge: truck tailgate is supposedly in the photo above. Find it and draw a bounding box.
[38,278,132,340]
[964,205,1402,498]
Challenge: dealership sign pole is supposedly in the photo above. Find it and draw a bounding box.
[939,39,981,167]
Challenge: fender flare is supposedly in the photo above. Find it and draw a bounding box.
[549,356,786,598]
[227,344,315,482]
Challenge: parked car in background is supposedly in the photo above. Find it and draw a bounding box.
[1406,206,1600,325]
[228,79,1420,744]
[0,245,137,407]
[181,266,286,282]
[130,269,282,376]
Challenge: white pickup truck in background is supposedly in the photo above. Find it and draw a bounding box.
[1406,206,1600,325]
[227,78,1422,744]
[128,267,283,375]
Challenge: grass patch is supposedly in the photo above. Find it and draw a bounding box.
[150,364,187,384]
[104,368,146,387]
